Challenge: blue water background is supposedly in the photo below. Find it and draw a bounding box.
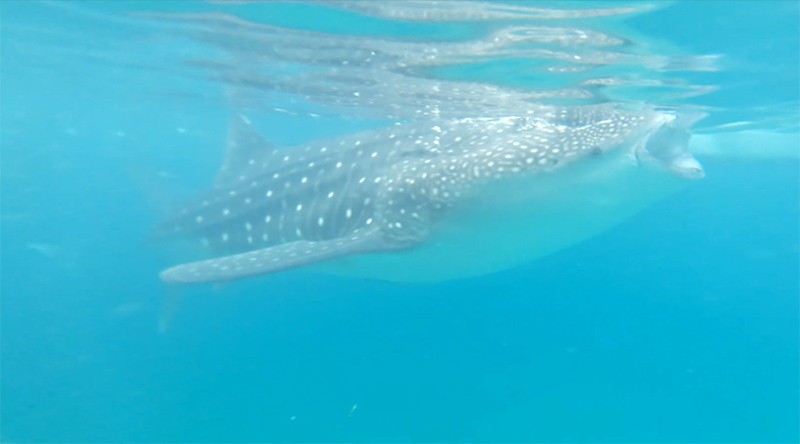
[2,1,798,442]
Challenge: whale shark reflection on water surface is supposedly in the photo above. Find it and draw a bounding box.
[155,105,705,284]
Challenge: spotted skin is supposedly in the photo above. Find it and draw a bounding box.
[156,105,697,284]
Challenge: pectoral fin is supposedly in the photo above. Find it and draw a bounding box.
[160,228,385,284]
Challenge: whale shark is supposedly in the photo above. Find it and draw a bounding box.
[155,104,704,284]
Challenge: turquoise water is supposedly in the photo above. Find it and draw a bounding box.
[1,1,798,442]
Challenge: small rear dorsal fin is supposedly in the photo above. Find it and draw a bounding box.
[216,114,278,187]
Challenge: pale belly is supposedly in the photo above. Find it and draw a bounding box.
[311,152,693,283]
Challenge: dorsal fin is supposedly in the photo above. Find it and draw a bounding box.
[216,114,278,187]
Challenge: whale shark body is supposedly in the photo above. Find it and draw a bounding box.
[156,105,704,284]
